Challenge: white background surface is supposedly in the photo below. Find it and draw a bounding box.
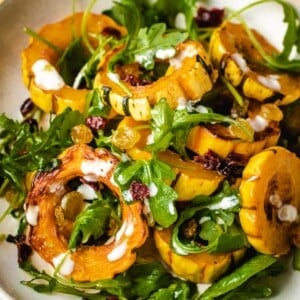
[0,0,300,299]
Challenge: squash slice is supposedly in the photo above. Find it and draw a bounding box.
[239,146,300,256]
[154,227,246,283]
[94,40,217,120]
[25,144,148,281]
[209,22,300,105]
[186,123,280,159]
[21,12,126,114]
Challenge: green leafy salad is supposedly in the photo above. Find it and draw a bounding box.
[1,0,300,299]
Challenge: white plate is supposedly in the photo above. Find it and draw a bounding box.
[0,0,299,299]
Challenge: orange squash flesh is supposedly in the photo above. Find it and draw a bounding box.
[154,227,246,283]
[25,144,148,281]
[186,123,280,159]
[239,146,300,256]
[209,21,300,105]
[21,12,126,114]
[94,40,217,120]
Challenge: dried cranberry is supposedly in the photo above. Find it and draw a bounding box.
[85,116,107,131]
[194,149,221,170]
[122,74,151,86]
[130,181,150,201]
[217,152,247,177]
[20,98,35,117]
[194,150,247,178]
[195,7,224,28]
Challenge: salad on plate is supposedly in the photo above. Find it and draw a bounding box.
[1,0,300,299]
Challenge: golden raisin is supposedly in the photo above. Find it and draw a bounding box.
[260,104,283,122]
[112,126,141,150]
[71,124,94,144]
[229,118,254,142]
[61,191,85,221]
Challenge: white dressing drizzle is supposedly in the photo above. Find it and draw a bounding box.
[32,59,65,90]
[26,205,39,226]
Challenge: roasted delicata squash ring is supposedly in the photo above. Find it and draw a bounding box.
[186,123,280,159]
[209,22,300,105]
[94,40,217,121]
[21,12,126,113]
[187,101,282,159]
[154,228,246,283]
[25,144,148,281]
[239,146,300,256]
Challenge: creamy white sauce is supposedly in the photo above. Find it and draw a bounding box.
[26,205,39,226]
[169,44,198,69]
[115,221,127,242]
[174,12,187,30]
[135,51,154,69]
[209,196,239,210]
[148,182,158,197]
[269,193,282,208]
[122,189,133,202]
[107,240,128,262]
[52,252,75,276]
[246,175,260,182]
[115,219,134,242]
[247,115,269,132]
[31,59,65,90]
[146,132,154,145]
[176,98,187,110]
[81,158,113,178]
[143,198,155,226]
[107,72,121,84]
[188,103,210,114]
[197,283,211,294]
[199,216,211,224]
[231,53,250,73]
[155,48,176,60]
[257,74,281,91]
[278,204,298,222]
[77,183,98,200]
[125,219,134,237]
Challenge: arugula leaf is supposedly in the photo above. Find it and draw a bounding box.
[171,181,248,255]
[84,88,111,117]
[149,0,199,38]
[147,98,174,152]
[128,23,187,70]
[0,109,82,191]
[148,280,198,300]
[114,158,178,227]
[199,254,279,300]
[148,177,178,228]
[20,259,198,299]
[57,37,89,86]
[68,201,111,249]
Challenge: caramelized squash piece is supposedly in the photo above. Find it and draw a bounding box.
[239,146,300,256]
[186,123,280,159]
[209,21,300,105]
[21,12,126,113]
[154,227,245,283]
[94,40,217,120]
[25,144,148,281]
